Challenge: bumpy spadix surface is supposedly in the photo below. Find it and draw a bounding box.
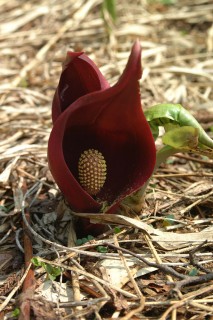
[78,149,107,196]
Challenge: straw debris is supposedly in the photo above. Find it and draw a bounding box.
[0,0,213,319]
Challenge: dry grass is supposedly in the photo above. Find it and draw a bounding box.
[0,0,213,319]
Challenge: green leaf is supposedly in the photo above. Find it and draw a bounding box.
[76,239,83,246]
[87,235,94,241]
[31,257,42,267]
[76,235,94,246]
[31,258,61,280]
[96,246,108,253]
[54,268,62,277]
[12,308,20,317]
[188,268,198,277]
[145,103,213,149]
[45,265,61,280]
[114,227,121,234]
[163,214,175,227]
[82,237,89,244]
[45,263,54,274]
[47,273,56,281]
[162,126,199,149]
[102,0,116,22]
[44,264,61,280]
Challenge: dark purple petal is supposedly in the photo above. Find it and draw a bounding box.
[52,52,110,123]
[48,41,156,214]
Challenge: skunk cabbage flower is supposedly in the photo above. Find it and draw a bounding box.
[52,51,109,123]
[48,41,156,216]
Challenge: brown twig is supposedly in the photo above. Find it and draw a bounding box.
[175,153,213,166]
[102,242,186,280]
[189,240,212,273]
[172,272,213,292]
[18,197,35,320]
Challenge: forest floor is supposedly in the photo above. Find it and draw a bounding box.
[0,0,213,319]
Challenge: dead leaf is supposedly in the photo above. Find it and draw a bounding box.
[98,258,139,288]
[73,213,213,250]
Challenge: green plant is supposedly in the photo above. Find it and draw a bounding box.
[31,257,61,281]
[12,308,20,318]
[96,245,108,253]
[76,235,94,246]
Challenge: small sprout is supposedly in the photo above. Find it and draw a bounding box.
[87,235,94,241]
[103,0,116,22]
[31,257,41,267]
[76,235,94,246]
[188,268,198,277]
[31,258,61,281]
[12,308,20,317]
[163,214,175,227]
[102,0,117,26]
[45,264,61,281]
[114,227,121,234]
[76,239,83,246]
[96,246,108,253]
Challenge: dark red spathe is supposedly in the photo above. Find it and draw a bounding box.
[48,41,156,214]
